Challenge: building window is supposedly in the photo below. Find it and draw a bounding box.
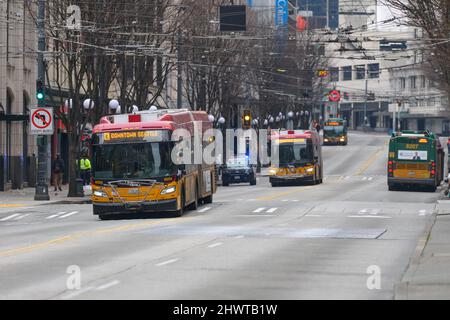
[329,67,339,82]
[356,65,365,80]
[428,97,435,106]
[410,76,417,89]
[399,77,406,90]
[419,75,426,88]
[368,63,380,78]
[342,66,352,81]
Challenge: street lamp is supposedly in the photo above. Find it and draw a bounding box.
[132,105,139,113]
[208,114,215,123]
[150,105,158,111]
[108,99,119,114]
[64,99,73,109]
[83,99,94,111]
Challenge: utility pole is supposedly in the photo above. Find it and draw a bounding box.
[364,78,368,128]
[35,0,49,200]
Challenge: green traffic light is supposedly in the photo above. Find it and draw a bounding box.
[36,92,44,100]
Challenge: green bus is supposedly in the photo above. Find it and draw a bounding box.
[388,130,444,191]
[323,118,348,145]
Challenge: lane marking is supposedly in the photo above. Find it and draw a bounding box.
[368,177,374,181]
[0,214,20,221]
[256,186,313,201]
[358,209,368,214]
[197,207,212,213]
[207,242,223,248]
[347,215,392,219]
[419,210,427,216]
[155,258,179,267]
[59,211,79,219]
[234,235,244,239]
[14,214,31,220]
[253,208,267,213]
[95,280,120,291]
[362,177,368,181]
[0,204,26,208]
[61,287,95,300]
[355,148,384,176]
[266,208,278,213]
[47,212,66,219]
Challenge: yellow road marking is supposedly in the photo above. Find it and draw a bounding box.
[355,148,384,176]
[0,217,185,258]
[256,186,314,201]
[0,204,26,208]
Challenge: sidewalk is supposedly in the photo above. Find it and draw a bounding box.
[0,185,92,208]
[395,200,450,299]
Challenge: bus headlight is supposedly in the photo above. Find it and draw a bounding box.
[161,186,176,195]
[324,139,329,142]
[268,168,277,175]
[93,190,108,198]
[306,168,315,174]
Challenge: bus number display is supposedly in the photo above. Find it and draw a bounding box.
[100,130,168,143]
[405,144,419,150]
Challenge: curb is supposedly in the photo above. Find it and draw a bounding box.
[394,210,438,300]
[34,198,92,206]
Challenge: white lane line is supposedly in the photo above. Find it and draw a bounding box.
[368,177,374,181]
[358,209,368,214]
[306,214,323,217]
[292,200,300,202]
[282,199,289,202]
[362,177,368,181]
[207,242,223,249]
[61,287,95,300]
[253,208,267,213]
[59,211,79,219]
[266,208,278,213]
[14,214,31,220]
[155,258,179,267]
[234,235,244,239]
[418,210,430,216]
[198,207,212,213]
[47,212,66,219]
[347,215,392,219]
[0,214,20,221]
[95,280,120,291]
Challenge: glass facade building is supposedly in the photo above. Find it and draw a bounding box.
[294,0,339,30]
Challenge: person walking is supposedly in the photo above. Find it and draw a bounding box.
[80,155,92,186]
[52,154,65,192]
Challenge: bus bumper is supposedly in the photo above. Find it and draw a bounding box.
[93,199,178,215]
[388,178,435,186]
[270,175,314,184]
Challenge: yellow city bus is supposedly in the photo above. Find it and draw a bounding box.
[91,109,216,219]
[323,118,348,145]
[268,130,323,187]
[388,130,444,192]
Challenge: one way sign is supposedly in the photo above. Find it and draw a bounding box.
[30,107,54,135]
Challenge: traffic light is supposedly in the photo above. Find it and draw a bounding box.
[36,80,45,101]
[243,110,252,129]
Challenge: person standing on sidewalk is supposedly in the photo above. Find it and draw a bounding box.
[52,154,65,192]
[80,155,92,186]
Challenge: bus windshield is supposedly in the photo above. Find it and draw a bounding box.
[324,125,345,135]
[93,142,175,180]
[278,143,313,167]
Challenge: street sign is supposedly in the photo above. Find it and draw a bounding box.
[30,107,54,135]
[328,90,341,102]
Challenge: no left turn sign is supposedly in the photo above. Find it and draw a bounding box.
[30,107,54,135]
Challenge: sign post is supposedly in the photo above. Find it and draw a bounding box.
[31,107,53,200]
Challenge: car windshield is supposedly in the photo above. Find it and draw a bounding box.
[278,143,314,167]
[226,158,249,169]
[93,142,175,180]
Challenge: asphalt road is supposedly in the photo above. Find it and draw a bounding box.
[0,132,442,300]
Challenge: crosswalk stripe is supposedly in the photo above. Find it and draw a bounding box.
[0,214,20,221]
[253,208,266,213]
[266,208,278,213]
[14,214,31,220]
[47,212,66,219]
[59,211,78,219]
[198,207,212,213]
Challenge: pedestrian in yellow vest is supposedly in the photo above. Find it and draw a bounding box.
[80,155,92,186]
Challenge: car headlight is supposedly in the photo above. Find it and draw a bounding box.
[161,186,176,195]
[93,190,108,198]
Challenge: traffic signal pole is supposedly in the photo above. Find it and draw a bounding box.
[34,0,49,200]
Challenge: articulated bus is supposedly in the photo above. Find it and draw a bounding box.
[323,118,348,145]
[388,130,444,192]
[91,109,216,220]
[268,130,323,187]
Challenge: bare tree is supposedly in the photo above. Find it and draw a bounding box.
[382,0,450,98]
